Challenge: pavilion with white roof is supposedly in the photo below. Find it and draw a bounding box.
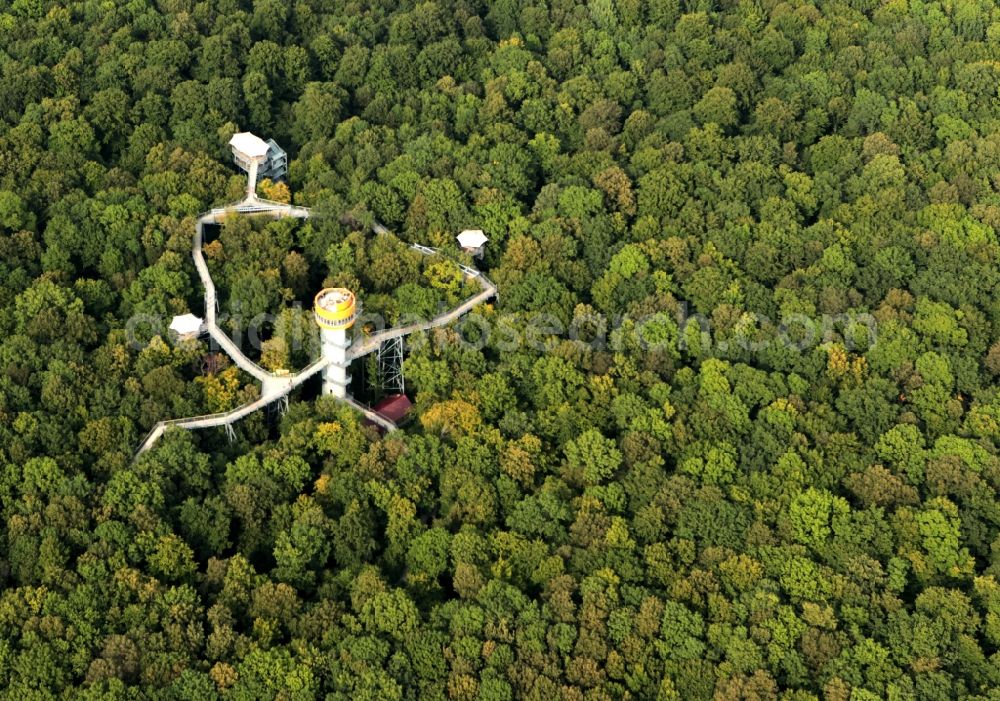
[169,313,204,341]
[456,228,488,257]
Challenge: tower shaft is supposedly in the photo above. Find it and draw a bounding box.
[321,326,352,397]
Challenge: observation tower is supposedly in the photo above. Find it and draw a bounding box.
[314,287,359,397]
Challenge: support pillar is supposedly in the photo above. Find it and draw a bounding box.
[247,157,261,200]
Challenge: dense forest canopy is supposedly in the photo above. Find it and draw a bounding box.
[4,0,1000,698]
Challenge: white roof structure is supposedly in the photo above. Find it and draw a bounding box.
[229,132,270,159]
[169,313,204,337]
[457,229,488,248]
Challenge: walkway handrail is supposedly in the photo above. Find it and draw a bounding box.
[150,394,271,432]
[289,356,331,386]
[136,424,164,454]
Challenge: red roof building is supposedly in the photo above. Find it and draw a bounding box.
[371,393,413,425]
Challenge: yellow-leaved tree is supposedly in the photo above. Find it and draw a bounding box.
[258,178,291,203]
[420,398,480,437]
[196,366,241,413]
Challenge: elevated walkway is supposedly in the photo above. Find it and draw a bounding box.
[349,271,496,359]
[134,196,496,458]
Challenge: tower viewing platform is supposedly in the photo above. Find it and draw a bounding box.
[229,132,287,199]
[314,288,359,330]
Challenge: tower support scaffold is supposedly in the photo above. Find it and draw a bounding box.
[376,336,405,394]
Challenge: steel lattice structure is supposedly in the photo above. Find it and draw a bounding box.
[375,336,405,394]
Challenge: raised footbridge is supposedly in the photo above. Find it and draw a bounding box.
[135,195,495,457]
